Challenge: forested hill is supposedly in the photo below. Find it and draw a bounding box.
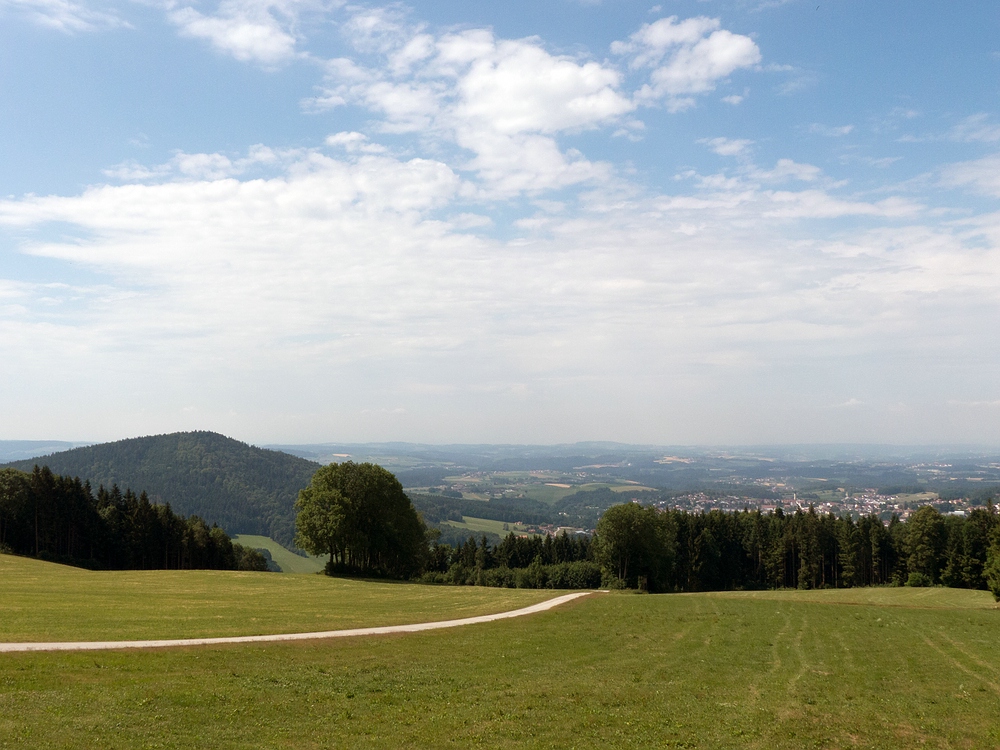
[3,432,318,545]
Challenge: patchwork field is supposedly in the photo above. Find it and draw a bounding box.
[3,555,1000,748]
[517,481,657,505]
[435,472,656,505]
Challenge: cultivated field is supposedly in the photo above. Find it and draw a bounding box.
[3,556,1000,748]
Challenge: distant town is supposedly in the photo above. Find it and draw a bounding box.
[653,488,971,522]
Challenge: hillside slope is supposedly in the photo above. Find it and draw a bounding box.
[4,431,318,545]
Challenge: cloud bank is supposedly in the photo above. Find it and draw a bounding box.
[2,3,999,444]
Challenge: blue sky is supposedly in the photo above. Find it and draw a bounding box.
[1,0,999,445]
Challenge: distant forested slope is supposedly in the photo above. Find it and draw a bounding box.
[3,432,318,545]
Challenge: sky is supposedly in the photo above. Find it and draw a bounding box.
[1,0,999,446]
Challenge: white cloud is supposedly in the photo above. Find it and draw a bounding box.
[612,16,720,68]
[699,137,753,156]
[774,68,816,96]
[182,10,757,194]
[940,153,1000,196]
[647,29,759,95]
[325,131,387,153]
[810,123,854,137]
[103,144,305,182]
[313,22,634,196]
[681,155,823,189]
[3,139,1000,443]
[756,158,822,182]
[613,16,761,108]
[102,160,170,181]
[169,0,323,65]
[451,37,630,135]
[851,156,901,169]
[8,4,1000,443]
[0,0,126,32]
[448,213,493,229]
[949,114,1000,143]
[340,5,411,54]
[761,190,921,219]
[388,32,435,75]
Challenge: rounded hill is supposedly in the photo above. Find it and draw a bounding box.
[3,431,318,545]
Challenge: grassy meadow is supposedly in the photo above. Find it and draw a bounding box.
[4,555,1000,748]
[231,534,326,574]
[0,555,554,642]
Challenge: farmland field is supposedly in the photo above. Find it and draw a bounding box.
[895,491,940,506]
[3,557,1000,748]
[433,472,656,505]
[518,481,657,505]
[438,515,533,537]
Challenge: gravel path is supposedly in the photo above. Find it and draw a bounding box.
[0,591,594,653]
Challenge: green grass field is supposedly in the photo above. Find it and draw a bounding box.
[0,555,554,642]
[810,489,846,504]
[518,482,658,505]
[439,516,533,536]
[895,491,939,506]
[231,534,326,574]
[435,473,655,505]
[4,556,1000,748]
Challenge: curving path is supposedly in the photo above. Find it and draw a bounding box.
[0,591,595,653]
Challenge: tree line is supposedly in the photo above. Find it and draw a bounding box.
[295,462,1000,596]
[592,501,1000,596]
[410,501,1000,596]
[0,466,268,571]
[420,529,602,588]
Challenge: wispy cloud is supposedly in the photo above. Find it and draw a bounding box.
[0,0,127,32]
[939,153,1000,196]
[699,137,753,156]
[810,123,854,137]
[949,113,1000,143]
[103,144,306,182]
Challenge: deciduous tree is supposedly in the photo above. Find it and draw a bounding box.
[295,462,427,578]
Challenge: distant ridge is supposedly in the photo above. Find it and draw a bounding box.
[0,440,91,463]
[3,431,319,545]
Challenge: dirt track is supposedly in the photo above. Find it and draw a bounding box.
[0,591,594,653]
